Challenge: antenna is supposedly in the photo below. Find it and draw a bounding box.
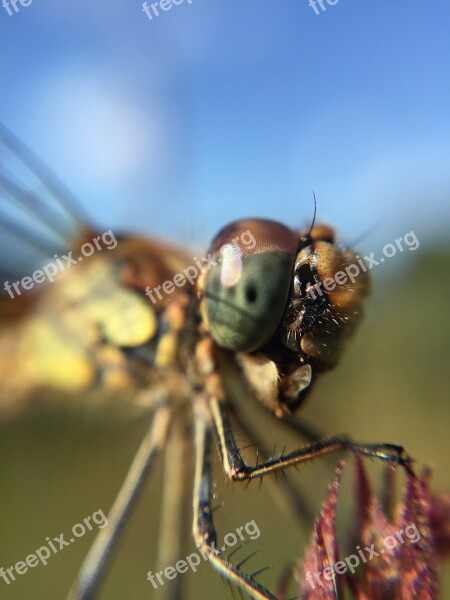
[305,191,317,239]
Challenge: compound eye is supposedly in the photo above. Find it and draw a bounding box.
[203,219,298,352]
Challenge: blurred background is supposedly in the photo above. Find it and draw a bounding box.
[0,1,449,599]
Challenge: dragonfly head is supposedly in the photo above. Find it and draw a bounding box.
[199,217,370,409]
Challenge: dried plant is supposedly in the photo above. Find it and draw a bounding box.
[290,459,450,600]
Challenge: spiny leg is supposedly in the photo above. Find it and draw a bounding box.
[156,419,190,600]
[213,350,332,521]
[209,395,412,481]
[234,399,345,475]
[202,340,411,479]
[230,403,315,524]
[192,396,278,600]
[229,398,375,597]
[216,345,324,445]
[219,359,317,523]
[66,403,171,600]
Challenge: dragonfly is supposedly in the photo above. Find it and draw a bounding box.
[0,124,411,600]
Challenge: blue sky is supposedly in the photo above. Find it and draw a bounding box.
[0,0,449,258]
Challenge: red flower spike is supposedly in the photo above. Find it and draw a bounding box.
[354,456,373,533]
[300,461,344,599]
[360,484,402,598]
[397,471,439,600]
[421,467,450,560]
[429,491,450,558]
[292,460,450,600]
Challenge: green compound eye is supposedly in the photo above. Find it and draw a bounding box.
[204,219,298,353]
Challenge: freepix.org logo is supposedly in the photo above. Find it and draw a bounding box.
[305,522,421,589]
[304,230,420,300]
[142,0,193,22]
[0,509,108,586]
[308,0,340,15]
[147,519,261,589]
[3,230,118,300]
[1,0,32,17]
[144,228,256,304]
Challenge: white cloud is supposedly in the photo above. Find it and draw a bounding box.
[30,70,168,184]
